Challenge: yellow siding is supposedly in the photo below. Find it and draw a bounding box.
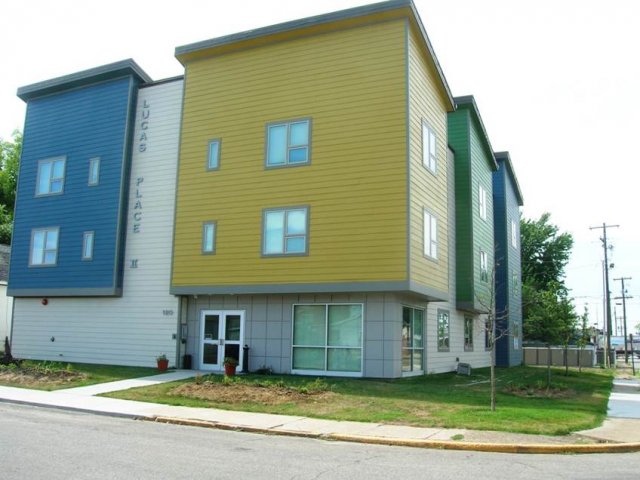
[173,20,408,287]
[407,25,450,294]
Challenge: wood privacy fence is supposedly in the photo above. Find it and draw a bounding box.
[523,346,596,367]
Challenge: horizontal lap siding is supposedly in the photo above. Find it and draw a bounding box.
[407,27,449,294]
[11,81,183,367]
[9,78,134,293]
[173,20,408,287]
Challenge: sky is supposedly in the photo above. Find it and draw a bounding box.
[1,0,638,334]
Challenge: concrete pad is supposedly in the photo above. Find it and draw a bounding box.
[577,418,640,443]
[608,392,640,419]
[56,370,201,395]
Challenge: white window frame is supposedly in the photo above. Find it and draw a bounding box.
[464,317,474,352]
[266,118,311,168]
[88,157,100,186]
[423,209,438,260]
[421,120,437,173]
[36,156,66,196]
[480,250,488,282]
[291,303,363,377]
[202,221,217,254]
[82,231,94,261]
[29,227,59,267]
[437,309,450,352]
[511,219,518,248]
[262,206,309,256]
[479,185,487,220]
[207,139,221,171]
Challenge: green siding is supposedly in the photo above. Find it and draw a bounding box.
[448,106,495,311]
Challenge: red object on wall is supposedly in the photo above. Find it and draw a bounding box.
[41,298,48,305]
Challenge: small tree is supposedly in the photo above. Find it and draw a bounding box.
[576,306,590,373]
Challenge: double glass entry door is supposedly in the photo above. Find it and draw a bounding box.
[200,310,244,371]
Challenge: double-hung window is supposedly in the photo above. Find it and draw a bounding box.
[437,309,450,351]
[266,119,310,167]
[82,231,94,260]
[88,157,100,186]
[423,209,438,259]
[30,227,59,266]
[292,304,362,375]
[480,250,488,282]
[479,185,487,220]
[36,157,66,195]
[402,307,424,373]
[263,207,308,255]
[202,222,216,254]
[422,120,437,173]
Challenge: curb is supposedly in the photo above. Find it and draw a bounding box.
[150,416,640,455]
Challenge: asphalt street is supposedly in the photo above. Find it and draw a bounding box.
[2,403,640,479]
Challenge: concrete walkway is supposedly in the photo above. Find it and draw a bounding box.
[2,369,640,454]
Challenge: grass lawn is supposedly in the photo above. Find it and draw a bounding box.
[105,365,613,435]
[0,360,162,391]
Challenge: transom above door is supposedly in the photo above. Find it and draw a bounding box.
[200,310,245,371]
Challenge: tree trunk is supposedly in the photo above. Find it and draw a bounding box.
[546,343,552,389]
[490,342,496,412]
[564,345,569,376]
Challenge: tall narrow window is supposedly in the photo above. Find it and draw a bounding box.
[464,317,474,351]
[263,207,308,255]
[202,222,216,254]
[30,227,59,266]
[512,271,519,296]
[437,309,450,351]
[479,185,487,220]
[511,219,518,248]
[480,250,488,282]
[423,210,437,259]
[402,307,424,373]
[88,157,100,186]
[422,120,437,173]
[82,231,94,260]
[266,119,310,167]
[36,157,66,195]
[207,139,220,170]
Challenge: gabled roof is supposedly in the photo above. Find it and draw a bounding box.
[494,151,524,206]
[453,95,498,171]
[175,0,454,110]
[17,59,152,102]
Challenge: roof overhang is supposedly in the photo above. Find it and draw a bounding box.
[494,151,524,206]
[453,95,499,170]
[175,0,454,110]
[17,59,152,102]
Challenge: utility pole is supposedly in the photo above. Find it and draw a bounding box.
[614,277,632,363]
[590,223,619,367]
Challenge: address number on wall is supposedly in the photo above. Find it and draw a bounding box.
[162,310,174,316]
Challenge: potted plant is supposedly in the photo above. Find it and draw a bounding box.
[223,356,238,376]
[156,354,169,372]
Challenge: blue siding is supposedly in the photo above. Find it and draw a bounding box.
[9,77,137,296]
[493,160,523,367]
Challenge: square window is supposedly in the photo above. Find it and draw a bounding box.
[437,309,450,351]
[88,157,100,186]
[36,157,66,196]
[422,121,437,173]
[266,119,311,167]
[207,140,221,170]
[263,207,308,255]
[30,227,59,266]
[202,222,216,254]
[423,210,437,259]
[82,231,94,260]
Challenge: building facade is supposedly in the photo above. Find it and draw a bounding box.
[8,0,524,375]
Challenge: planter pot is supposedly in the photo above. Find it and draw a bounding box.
[157,358,169,371]
[224,363,237,376]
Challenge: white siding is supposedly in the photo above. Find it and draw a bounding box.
[0,282,12,343]
[11,80,183,367]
